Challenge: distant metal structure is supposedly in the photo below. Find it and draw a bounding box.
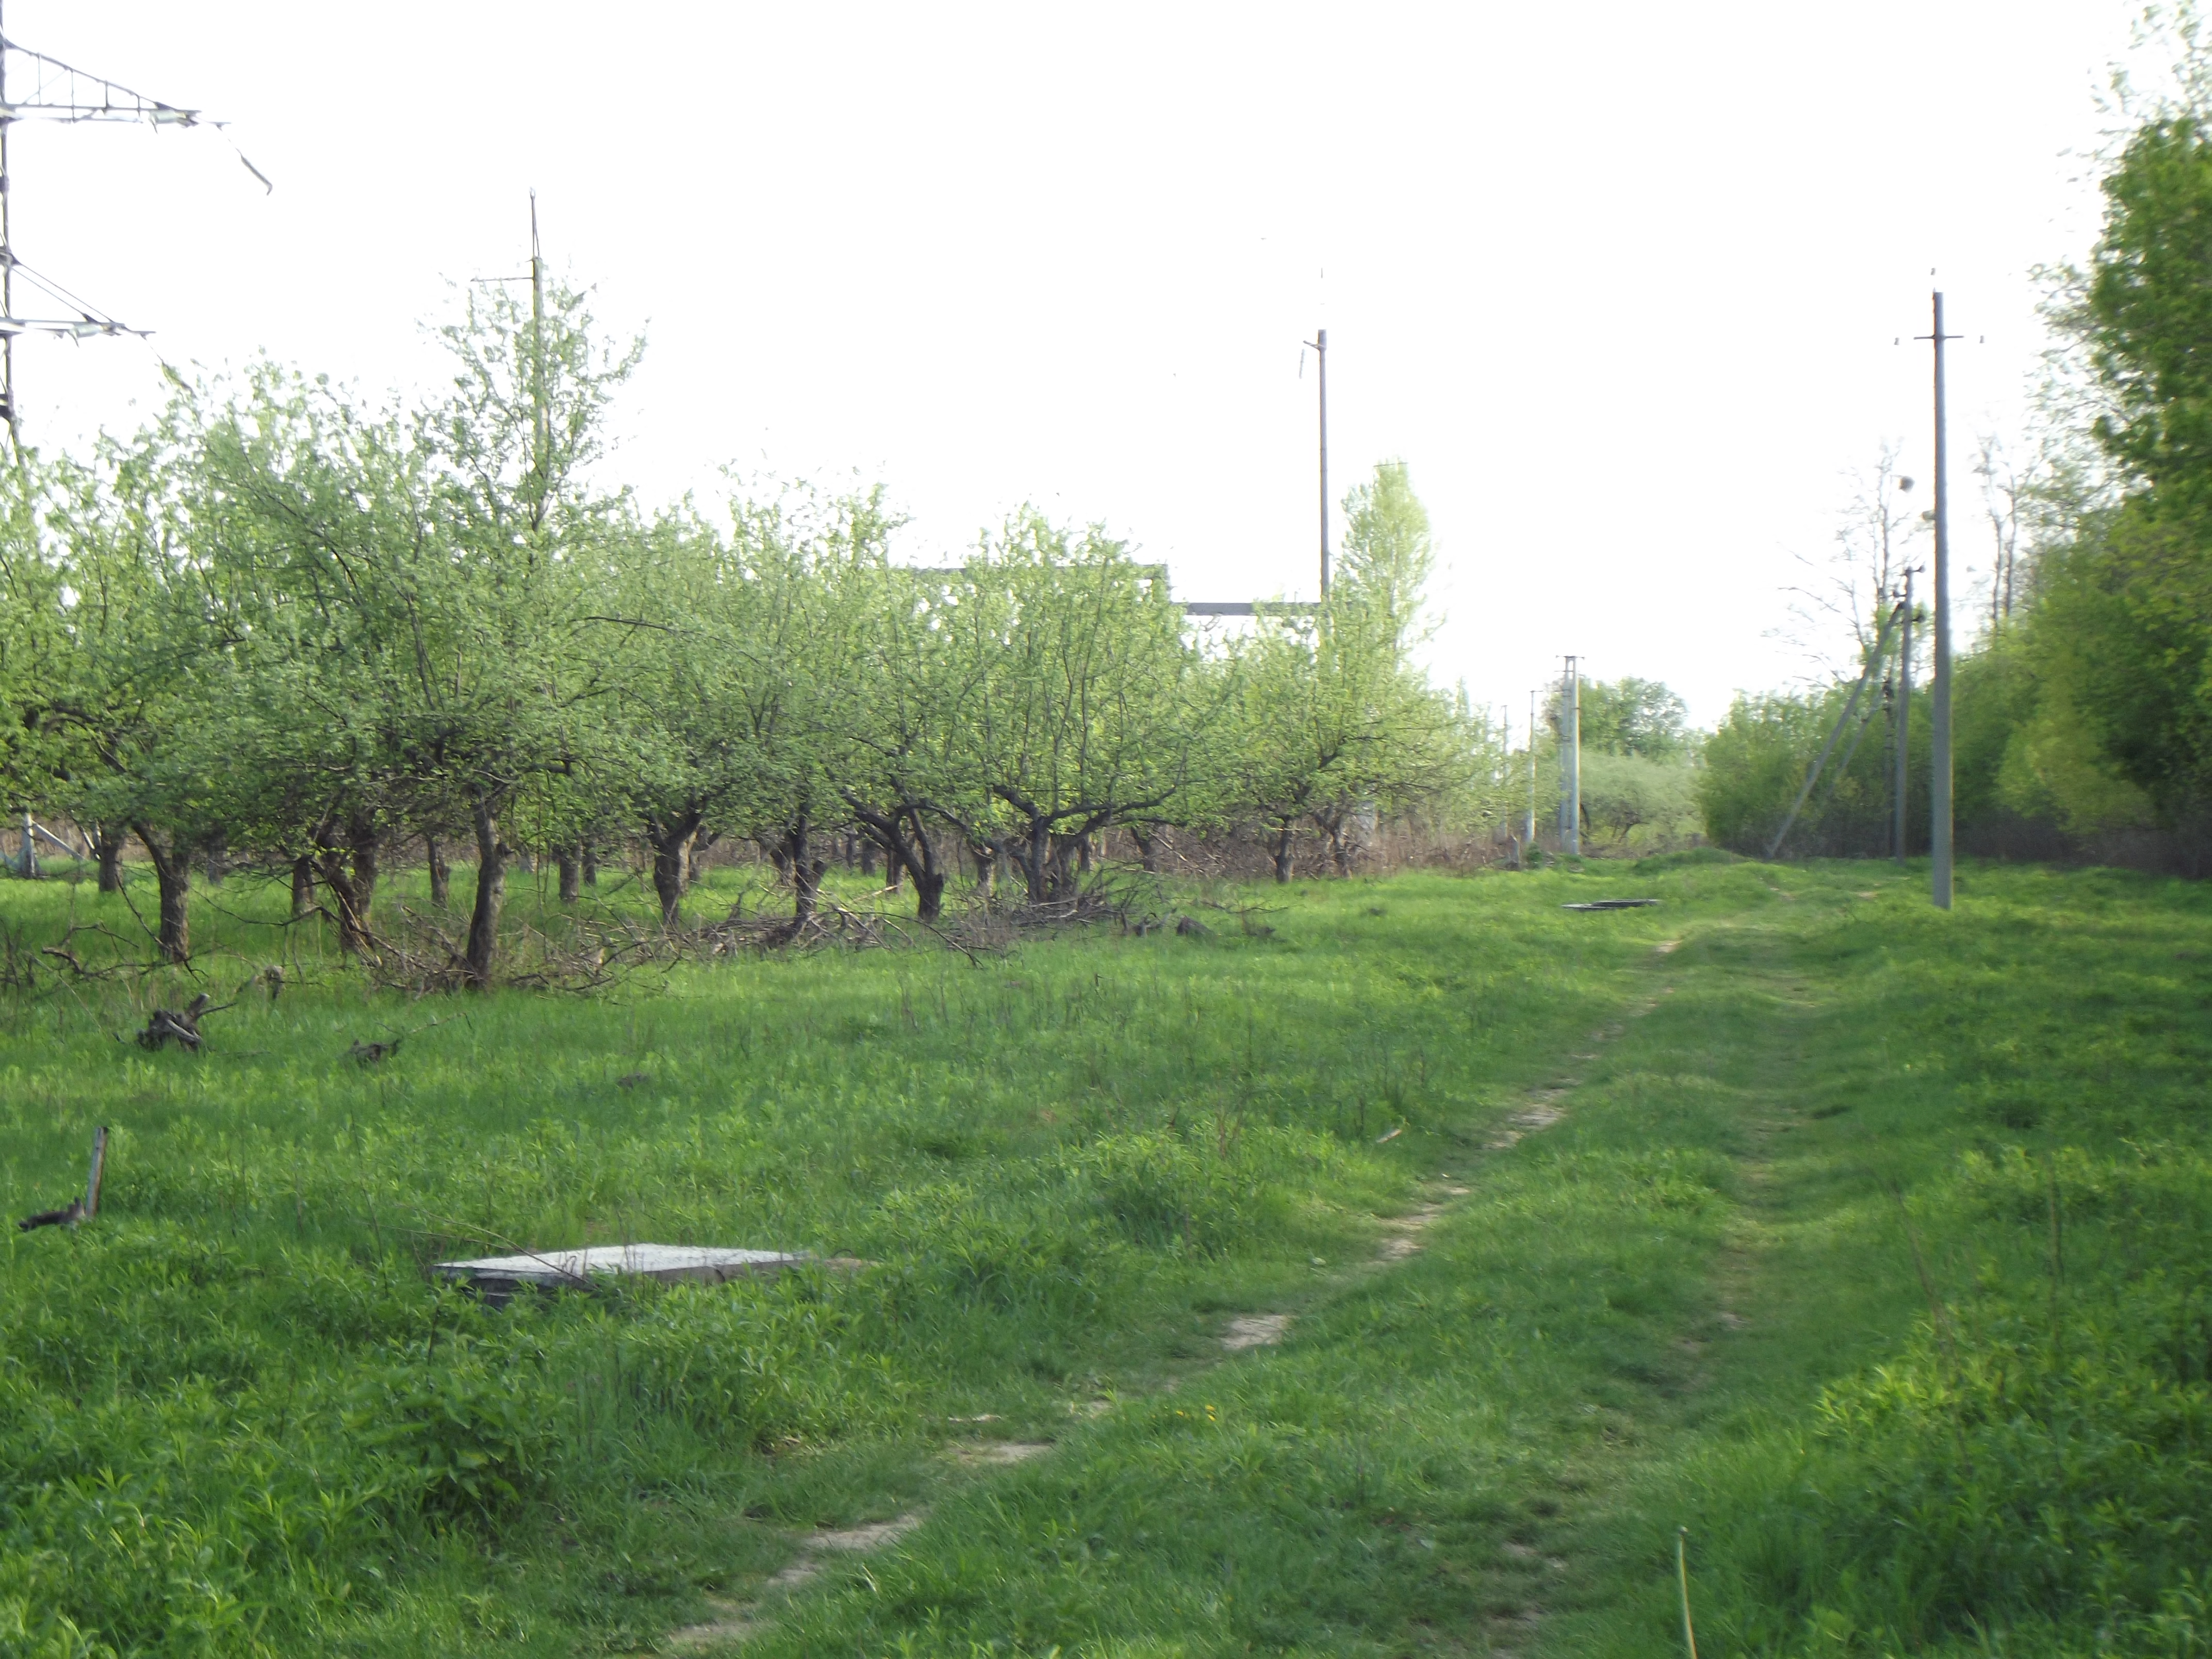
[1181,599,1318,619]
[901,561,1313,621]
[0,5,267,443]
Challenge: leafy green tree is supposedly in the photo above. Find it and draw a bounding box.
[2028,109,2212,825]
[950,512,1205,903]
[40,434,239,961]
[1553,677,1692,760]
[1576,750,1699,850]
[415,275,639,982]
[834,550,979,924]
[601,509,759,927]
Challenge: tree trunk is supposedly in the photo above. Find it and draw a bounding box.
[1044,832,1082,900]
[1017,822,1051,904]
[646,812,703,929]
[581,843,598,887]
[350,818,379,923]
[780,814,822,921]
[1130,824,1159,874]
[464,803,507,990]
[1272,823,1295,884]
[650,838,687,926]
[134,823,189,964]
[319,815,380,957]
[556,847,581,904]
[426,834,450,908]
[93,827,123,893]
[858,838,876,878]
[688,827,719,888]
[912,867,946,923]
[291,854,317,917]
[202,836,227,886]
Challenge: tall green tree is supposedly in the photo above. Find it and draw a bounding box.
[415,275,639,982]
[1552,677,1692,761]
[2035,108,2212,824]
[951,512,1205,903]
[41,433,239,961]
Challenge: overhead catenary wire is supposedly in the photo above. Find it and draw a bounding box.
[0,6,268,444]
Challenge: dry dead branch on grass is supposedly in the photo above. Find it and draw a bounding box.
[136,992,217,1050]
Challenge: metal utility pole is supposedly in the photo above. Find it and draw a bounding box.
[0,14,262,446]
[1561,657,1582,857]
[1304,326,1329,596]
[1,12,13,447]
[1893,564,1914,865]
[1917,292,1961,909]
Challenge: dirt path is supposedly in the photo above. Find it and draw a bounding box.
[665,955,1683,1653]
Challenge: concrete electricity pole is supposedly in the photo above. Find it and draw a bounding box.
[1526,688,1539,858]
[1561,657,1582,858]
[1917,292,1960,909]
[1893,563,1914,866]
[1303,327,1329,597]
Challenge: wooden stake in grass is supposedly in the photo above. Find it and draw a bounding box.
[1676,1527,1700,1659]
[84,1126,106,1221]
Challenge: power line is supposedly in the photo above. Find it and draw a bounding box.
[0,6,268,444]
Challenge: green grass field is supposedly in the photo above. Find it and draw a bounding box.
[0,856,2205,1657]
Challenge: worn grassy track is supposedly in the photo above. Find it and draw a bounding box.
[0,857,2204,1656]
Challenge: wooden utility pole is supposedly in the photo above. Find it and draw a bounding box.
[1894,564,1914,865]
[1918,293,1960,909]
[1305,327,1329,596]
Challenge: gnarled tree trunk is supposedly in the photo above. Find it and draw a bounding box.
[687,827,719,888]
[291,854,317,917]
[318,815,380,957]
[425,834,451,908]
[1271,822,1296,884]
[133,822,190,964]
[556,847,581,904]
[778,812,824,921]
[581,843,598,887]
[645,811,703,929]
[464,803,507,990]
[92,826,124,893]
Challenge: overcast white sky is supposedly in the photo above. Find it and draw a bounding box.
[2,2,2146,728]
